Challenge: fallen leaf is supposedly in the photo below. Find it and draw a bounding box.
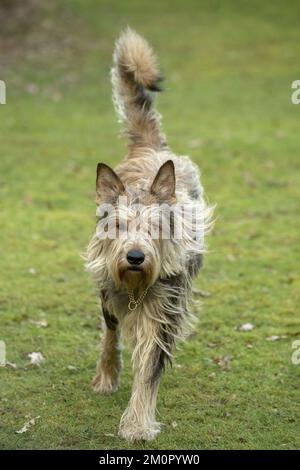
[28,352,45,367]
[213,355,233,371]
[171,421,178,428]
[5,362,17,369]
[16,416,40,434]
[266,335,286,342]
[30,319,48,328]
[238,323,254,332]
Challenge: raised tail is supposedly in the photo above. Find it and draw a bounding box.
[111,28,166,151]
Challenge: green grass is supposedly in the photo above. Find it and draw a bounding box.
[1,0,300,450]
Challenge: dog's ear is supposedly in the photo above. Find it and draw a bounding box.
[150,160,176,201]
[96,163,125,204]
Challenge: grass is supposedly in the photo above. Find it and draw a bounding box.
[0,0,300,450]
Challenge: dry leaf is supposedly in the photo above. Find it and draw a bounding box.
[238,323,254,332]
[16,416,40,434]
[207,342,218,348]
[28,352,45,367]
[266,335,286,342]
[5,362,17,369]
[30,319,48,328]
[213,355,233,371]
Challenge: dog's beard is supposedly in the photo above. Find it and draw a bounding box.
[118,262,157,291]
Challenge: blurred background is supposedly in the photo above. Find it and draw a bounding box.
[0,0,299,450]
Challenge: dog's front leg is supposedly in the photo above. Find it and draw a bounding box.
[92,306,122,394]
[119,320,167,441]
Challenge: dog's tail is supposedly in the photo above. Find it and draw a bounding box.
[111,27,166,151]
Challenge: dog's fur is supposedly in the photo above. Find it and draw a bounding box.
[85,28,213,441]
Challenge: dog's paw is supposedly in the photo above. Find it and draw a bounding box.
[118,419,160,442]
[92,372,118,394]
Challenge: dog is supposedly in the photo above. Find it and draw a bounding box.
[85,28,213,441]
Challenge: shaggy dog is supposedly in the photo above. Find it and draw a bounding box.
[85,28,212,441]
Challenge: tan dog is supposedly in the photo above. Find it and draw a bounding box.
[85,28,212,441]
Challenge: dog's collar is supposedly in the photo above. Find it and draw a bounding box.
[127,288,149,311]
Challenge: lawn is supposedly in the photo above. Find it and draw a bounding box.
[0,0,300,450]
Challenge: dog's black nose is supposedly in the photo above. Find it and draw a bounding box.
[127,250,145,265]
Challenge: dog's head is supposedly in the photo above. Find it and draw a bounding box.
[93,160,180,290]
